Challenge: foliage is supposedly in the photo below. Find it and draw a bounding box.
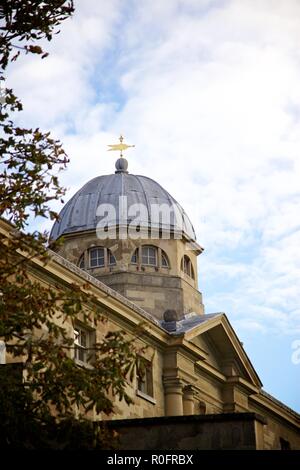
[0,1,141,449]
[0,0,74,70]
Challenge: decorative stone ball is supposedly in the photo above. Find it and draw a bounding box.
[163,309,178,322]
[115,157,128,173]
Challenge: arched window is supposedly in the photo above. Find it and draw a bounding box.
[161,251,169,268]
[78,247,117,269]
[142,245,157,266]
[181,255,195,279]
[183,256,189,274]
[131,246,170,269]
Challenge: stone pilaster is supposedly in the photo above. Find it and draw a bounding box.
[183,385,195,415]
[164,378,183,416]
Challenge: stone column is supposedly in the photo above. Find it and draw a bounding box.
[157,247,162,268]
[164,379,183,416]
[183,385,195,415]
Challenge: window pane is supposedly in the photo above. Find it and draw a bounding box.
[146,367,153,397]
[76,346,86,363]
[75,327,87,363]
[131,249,137,263]
[90,248,104,267]
[148,247,156,257]
[80,330,87,348]
[109,251,116,265]
[74,326,94,365]
[141,246,157,266]
[137,358,153,397]
[142,246,148,258]
[90,257,98,267]
[182,256,194,278]
[161,252,169,267]
[149,255,156,265]
[138,376,147,394]
[184,257,189,274]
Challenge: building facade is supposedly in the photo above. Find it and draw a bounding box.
[2,151,300,449]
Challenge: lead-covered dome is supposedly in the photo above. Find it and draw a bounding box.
[50,158,196,241]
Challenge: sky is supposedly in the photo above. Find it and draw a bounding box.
[6,0,300,411]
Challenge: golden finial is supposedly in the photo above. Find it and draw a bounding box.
[107,134,135,158]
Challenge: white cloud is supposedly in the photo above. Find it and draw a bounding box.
[6,0,300,341]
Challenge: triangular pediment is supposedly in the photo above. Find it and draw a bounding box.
[185,313,262,388]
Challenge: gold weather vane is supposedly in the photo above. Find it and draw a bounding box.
[108,134,135,158]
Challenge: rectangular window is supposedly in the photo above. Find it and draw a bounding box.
[90,248,105,267]
[142,246,157,266]
[137,358,153,397]
[74,325,95,365]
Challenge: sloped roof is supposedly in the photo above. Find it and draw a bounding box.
[161,312,263,388]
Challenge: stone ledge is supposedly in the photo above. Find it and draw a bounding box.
[106,412,267,427]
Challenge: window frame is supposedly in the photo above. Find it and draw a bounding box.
[78,247,117,269]
[161,251,169,268]
[137,357,154,399]
[131,246,170,270]
[74,325,95,367]
[141,245,157,266]
[181,255,195,279]
[89,247,105,268]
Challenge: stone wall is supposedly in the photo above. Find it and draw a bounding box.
[107,413,266,450]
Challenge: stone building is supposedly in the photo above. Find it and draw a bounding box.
[1,149,299,449]
[47,151,300,449]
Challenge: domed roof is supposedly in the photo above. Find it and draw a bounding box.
[50,158,196,241]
